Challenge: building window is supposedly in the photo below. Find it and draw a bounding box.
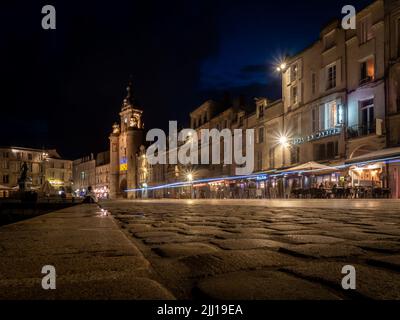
[360,98,375,135]
[324,31,336,50]
[291,64,298,81]
[360,58,374,84]
[326,64,336,90]
[17,152,22,160]
[1,161,9,170]
[311,73,316,95]
[291,114,301,136]
[315,142,338,161]
[290,146,300,165]
[315,144,326,161]
[291,86,298,105]
[312,107,318,133]
[28,153,32,161]
[258,104,264,118]
[325,100,339,129]
[3,152,9,158]
[314,141,339,161]
[258,127,264,143]
[359,16,372,45]
[327,142,335,159]
[2,175,9,184]
[256,152,263,171]
[269,147,275,169]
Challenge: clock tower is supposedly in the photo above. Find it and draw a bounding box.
[109,81,144,199]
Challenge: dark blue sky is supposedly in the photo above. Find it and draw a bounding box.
[0,0,373,159]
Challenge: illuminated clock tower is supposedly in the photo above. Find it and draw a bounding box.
[109,81,144,199]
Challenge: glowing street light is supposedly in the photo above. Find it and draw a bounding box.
[276,62,287,73]
[187,173,194,199]
[279,135,289,148]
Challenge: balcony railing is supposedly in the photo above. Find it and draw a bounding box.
[347,124,376,138]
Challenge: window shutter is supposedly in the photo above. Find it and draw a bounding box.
[298,60,303,79]
[336,59,342,87]
[286,69,291,84]
[299,82,303,104]
[319,104,325,130]
[319,68,325,93]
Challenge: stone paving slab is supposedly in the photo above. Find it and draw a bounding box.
[282,262,400,300]
[279,244,367,259]
[152,243,219,258]
[195,271,341,300]
[367,255,400,271]
[178,250,300,278]
[0,204,174,300]
[211,239,285,250]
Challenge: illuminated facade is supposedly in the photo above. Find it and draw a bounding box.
[385,0,400,198]
[94,151,110,199]
[72,154,96,196]
[131,0,400,199]
[109,82,144,199]
[0,146,72,197]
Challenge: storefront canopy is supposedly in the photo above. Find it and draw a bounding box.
[285,161,336,173]
[346,147,400,165]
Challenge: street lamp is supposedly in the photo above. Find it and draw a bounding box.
[275,59,289,167]
[279,135,289,148]
[187,173,193,199]
[276,63,287,72]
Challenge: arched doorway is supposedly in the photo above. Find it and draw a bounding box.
[348,144,386,189]
[349,144,378,159]
[119,179,127,199]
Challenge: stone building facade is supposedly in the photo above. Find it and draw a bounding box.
[0,146,72,197]
[72,154,96,196]
[108,0,400,199]
[94,151,110,199]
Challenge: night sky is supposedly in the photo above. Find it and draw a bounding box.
[0,0,373,160]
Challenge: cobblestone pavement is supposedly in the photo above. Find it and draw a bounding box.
[0,204,174,300]
[100,199,400,300]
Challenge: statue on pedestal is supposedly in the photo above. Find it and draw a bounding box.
[18,162,29,191]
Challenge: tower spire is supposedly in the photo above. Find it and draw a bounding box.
[123,76,135,108]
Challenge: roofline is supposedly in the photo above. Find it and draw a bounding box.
[287,0,380,63]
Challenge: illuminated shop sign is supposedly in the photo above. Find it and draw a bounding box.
[48,179,64,186]
[292,128,341,145]
[120,157,128,172]
[256,175,268,181]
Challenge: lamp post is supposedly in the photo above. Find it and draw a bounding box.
[41,152,49,186]
[276,60,288,168]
